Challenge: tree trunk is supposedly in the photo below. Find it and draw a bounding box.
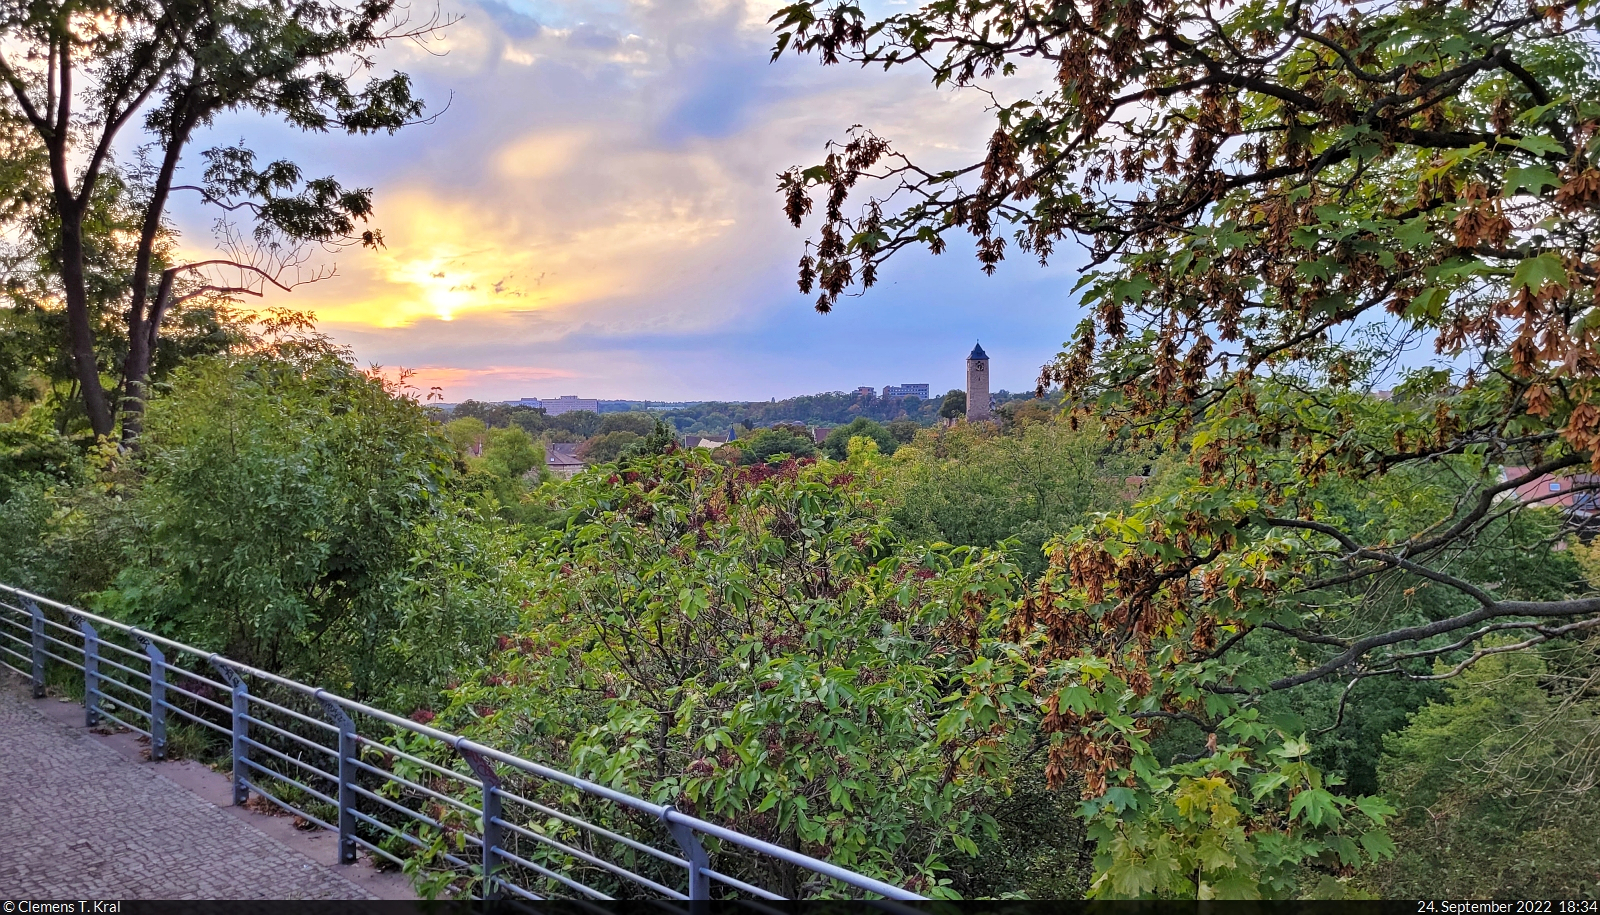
[57,207,114,438]
[119,106,193,449]
[119,270,174,446]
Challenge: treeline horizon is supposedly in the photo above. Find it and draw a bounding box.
[441,387,1049,436]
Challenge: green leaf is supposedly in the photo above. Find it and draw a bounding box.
[1359,828,1397,861]
[1503,164,1561,196]
[1289,788,1338,827]
[1510,253,1569,294]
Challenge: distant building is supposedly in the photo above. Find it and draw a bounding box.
[813,427,830,444]
[966,343,992,422]
[505,397,545,409]
[539,396,600,416]
[545,443,586,479]
[1501,466,1600,515]
[855,386,875,398]
[882,383,930,400]
[684,435,727,450]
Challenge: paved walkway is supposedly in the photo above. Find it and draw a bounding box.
[0,684,376,899]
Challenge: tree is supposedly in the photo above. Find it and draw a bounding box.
[549,410,602,438]
[822,416,896,459]
[887,419,920,444]
[1367,641,1600,898]
[775,0,1600,895]
[597,411,657,435]
[888,418,1142,579]
[100,343,463,698]
[939,390,966,420]
[577,430,640,464]
[443,417,489,456]
[440,450,1025,896]
[452,400,516,428]
[0,0,443,440]
[739,426,818,464]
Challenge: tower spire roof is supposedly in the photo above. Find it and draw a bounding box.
[968,342,989,361]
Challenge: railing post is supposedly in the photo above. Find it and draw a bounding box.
[78,618,99,727]
[140,634,166,760]
[662,806,712,901]
[210,657,249,806]
[316,692,358,865]
[28,600,44,698]
[458,744,503,899]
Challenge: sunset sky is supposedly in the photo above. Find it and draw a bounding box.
[172,0,1091,403]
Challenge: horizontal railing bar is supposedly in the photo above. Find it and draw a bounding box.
[347,831,406,868]
[492,845,615,901]
[243,692,339,733]
[92,639,156,665]
[90,689,152,720]
[660,812,921,900]
[34,613,87,638]
[93,673,155,703]
[1,659,25,678]
[161,680,232,715]
[492,787,688,868]
[0,613,33,636]
[348,782,451,834]
[90,653,152,683]
[165,665,230,693]
[36,647,84,671]
[36,629,84,654]
[160,701,232,737]
[237,713,337,757]
[347,809,477,872]
[346,756,477,816]
[240,757,339,809]
[241,735,339,785]
[239,777,336,833]
[90,704,151,738]
[496,878,547,902]
[492,816,686,899]
[0,642,30,666]
[352,733,478,788]
[703,867,786,901]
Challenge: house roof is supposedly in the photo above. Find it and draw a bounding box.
[546,443,585,466]
[969,342,989,361]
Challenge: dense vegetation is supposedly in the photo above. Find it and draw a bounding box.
[2,0,1599,900]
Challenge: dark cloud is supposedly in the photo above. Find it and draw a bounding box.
[474,0,543,39]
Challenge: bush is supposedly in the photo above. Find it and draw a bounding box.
[100,349,467,699]
[443,450,1030,896]
[738,427,817,464]
[822,417,897,460]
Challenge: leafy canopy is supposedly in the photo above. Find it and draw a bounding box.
[776,0,1600,896]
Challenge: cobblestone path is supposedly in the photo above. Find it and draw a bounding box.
[0,684,376,899]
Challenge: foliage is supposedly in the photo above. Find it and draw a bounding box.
[479,426,543,482]
[939,391,966,419]
[98,345,473,698]
[598,411,658,435]
[778,0,1600,896]
[441,449,1029,896]
[822,417,898,460]
[578,430,641,464]
[550,410,603,438]
[739,426,819,464]
[888,418,1141,579]
[1365,643,1600,898]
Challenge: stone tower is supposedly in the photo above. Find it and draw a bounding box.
[966,342,991,422]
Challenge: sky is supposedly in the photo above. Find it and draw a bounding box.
[172,0,1093,403]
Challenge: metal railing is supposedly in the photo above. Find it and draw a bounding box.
[0,584,925,902]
